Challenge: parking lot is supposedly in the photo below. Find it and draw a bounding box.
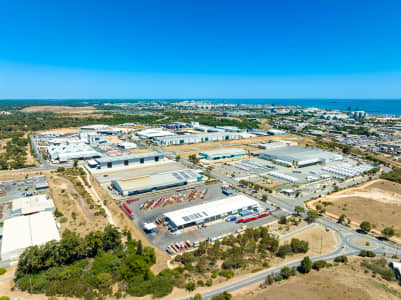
[120,182,280,253]
[0,175,49,202]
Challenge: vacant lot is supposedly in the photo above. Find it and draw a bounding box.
[21,105,96,113]
[311,179,401,232]
[179,145,259,159]
[234,258,401,300]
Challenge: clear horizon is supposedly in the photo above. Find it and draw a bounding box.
[1,0,401,99]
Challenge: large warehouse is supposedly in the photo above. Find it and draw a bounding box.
[47,143,101,162]
[1,211,60,261]
[199,148,246,161]
[259,146,343,168]
[92,152,166,171]
[154,132,241,146]
[112,169,202,196]
[163,195,258,230]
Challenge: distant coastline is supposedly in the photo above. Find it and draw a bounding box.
[1,98,401,116]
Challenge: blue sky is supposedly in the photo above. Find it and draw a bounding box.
[0,0,400,99]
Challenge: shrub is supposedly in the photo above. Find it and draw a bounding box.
[359,250,376,258]
[361,259,396,281]
[0,268,6,275]
[277,244,292,258]
[334,256,348,263]
[299,256,312,274]
[312,260,327,270]
[266,274,273,284]
[206,278,213,286]
[186,281,196,291]
[290,238,309,253]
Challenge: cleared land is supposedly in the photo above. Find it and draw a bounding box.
[310,179,401,233]
[21,105,96,113]
[179,145,259,159]
[234,257,401,300]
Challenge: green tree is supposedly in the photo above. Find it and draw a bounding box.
[175,155,181,161]
[277,244,292,258]
[136,240,143,255]
[360,221,372,233]
[306,210,318,223]
[338,214,346,224]
[211,291,232,300]
[381,227,395,239]
[299,256,312,273]
[266,274,273,285]
[294,206,305,216]
[73,158,78,167]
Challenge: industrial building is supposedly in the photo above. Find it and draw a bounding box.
[199,148,246,161]
[92,152,166,170]
[163,195,258,230]
[80,124,110,131]
[259,146,343,168]
[112,169,202,196]
[136,128,175,139]
[154,132,240,146]
[1,211,60,261]
[47,143,101,163]
[11,194,55,217]
[267,129,286,135]
[117,142,137,150]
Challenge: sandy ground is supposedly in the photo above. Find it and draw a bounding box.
[162,135,299,151]
[35,127,81,134]
[234,257,401,300]
[21,105,96,113]
[309,179,401,233]
[48,172,109,235]
[255,179,283,189]
[128,148,156,154]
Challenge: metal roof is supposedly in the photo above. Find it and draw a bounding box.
[164,195,258,227]
[260,146,342,163]
[95,152,161,163]
[1,211,60,261]
[199,148,246,158]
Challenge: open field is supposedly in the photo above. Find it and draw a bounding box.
[234,257,401,300]
[48,171,109,235]
[255,178,284,190]
[309,179,401,232]
[128,148,156,154]
[162,134,299,151]
[179,145,260,159]
[21,105,96,113]
[272,225,338,266]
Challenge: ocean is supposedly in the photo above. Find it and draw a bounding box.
[207,99,401,116]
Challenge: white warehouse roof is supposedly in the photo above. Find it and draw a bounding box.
[136,128,175,138]
[12,194,55,216]
[1,211,60,261]
[164,195,258,227]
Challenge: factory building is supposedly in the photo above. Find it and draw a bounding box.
[11,194,55,217]
[136,128,175,139]
[80,124,110,131]
[112,169,202,196]
[93,152,166,170]
[259,146,343,168]
[47,143,101,163]
[199,148,246,161]
[154,132,240,146]
[164,195,258,230]
[1,211,60,261]
[267,129,286,136]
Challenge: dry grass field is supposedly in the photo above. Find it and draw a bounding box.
[310,179,401,233]
[234,257,401,300]
[21,105,96,113]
